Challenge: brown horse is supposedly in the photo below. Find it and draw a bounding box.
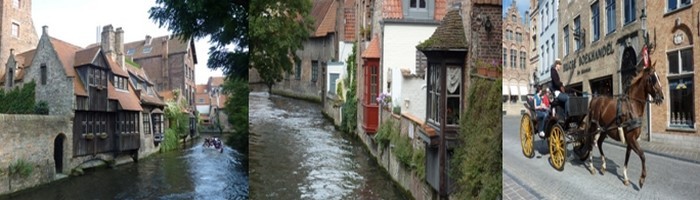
[584,66,664,188]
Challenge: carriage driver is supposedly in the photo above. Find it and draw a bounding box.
[550,58,570,119]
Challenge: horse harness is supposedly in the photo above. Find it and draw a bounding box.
[591,95,643,135]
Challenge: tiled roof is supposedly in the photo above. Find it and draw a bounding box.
[416,9,467,51]
[49,37,87,96]
[343,0,356,41]
[383,0,402,19]
[126,62,152,84]
[123,35,193,61]
[14,50,37,81]
[73,46,100,67]
[126,63,164,106]
[361,35,380,59]
[208,76,225,87]
[107,56,129,77]
[312,0,337,37]
[195,92,211,106]
[108,80,143,111]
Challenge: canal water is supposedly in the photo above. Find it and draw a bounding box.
[0,137,248,200]
[249,91,408,199]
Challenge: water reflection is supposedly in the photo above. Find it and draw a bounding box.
[249,91,407,200]
[0,138,248,200]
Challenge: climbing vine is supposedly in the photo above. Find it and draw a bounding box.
[340,43,358,134]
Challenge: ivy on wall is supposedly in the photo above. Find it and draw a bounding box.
[0,81,36,114]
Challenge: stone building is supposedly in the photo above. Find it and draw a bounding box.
[528,0,539,83]
[0,0,38,87]
[274,0,338,103]
[646,1,698,137]
[1,25,164,177]
[534,0,558,84]
[195,76,228,129]
[558,0,643,97]
[123,34,198,110]
[503,1,531,115]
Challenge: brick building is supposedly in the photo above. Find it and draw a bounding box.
[195,76,228,128]
[534,0,559,85]
[558,0,644,97]
[123,34,198,110]
[0,0,38,90]
[528,0,539,85]
[503,1,531,114]
[647,1,697,135]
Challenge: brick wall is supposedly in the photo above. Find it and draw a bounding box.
[0,0,39,79]
[0,114,72,195]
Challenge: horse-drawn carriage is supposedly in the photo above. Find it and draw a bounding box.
[518,65,664,188]
[520,93,590,171]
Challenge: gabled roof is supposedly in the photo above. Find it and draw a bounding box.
[343,0,356,41]
[383,0,448,21]
[48,37,87,96]
[73,46,100,67]
[13,49,37,81]
[311,0,337,37]
[108,80,143,111]
[208,76,225,87]
[126,62,164,106]
[361,36,381,59]
[123,35,194,62]
[416,9,467,51]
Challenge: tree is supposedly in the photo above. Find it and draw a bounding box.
[149,0,248,79]
[223,77,249,154]
[250,0,313,90]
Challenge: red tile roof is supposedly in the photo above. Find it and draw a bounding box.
[383,0,402,19]
[208,76,225,87]
[73,46,100,67]
[108,80,143,111]
[49,37,87,96]
[312,0,337,37]
[343,0,356,41]
[126,63,164,106]
[361,35,380,59]
[13,50,37,81]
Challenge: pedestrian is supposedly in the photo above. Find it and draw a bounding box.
[534,86,551,137]
[550,58,569,119]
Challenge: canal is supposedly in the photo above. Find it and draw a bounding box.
[0,137,248,200]
[249,91,408,199]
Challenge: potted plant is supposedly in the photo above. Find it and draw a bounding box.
[376,92,392,111]
[475,59,501,78]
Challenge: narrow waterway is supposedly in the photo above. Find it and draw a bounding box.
[0,137,248,200]
[249,91,408,199]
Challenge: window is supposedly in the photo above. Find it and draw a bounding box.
[369,66,378,104]
[516,32,523,43]
[295,61,301,80]
[667,48,694,128]
[7,69,13,87]
[415,50,427,77]
[503,48,507,66]
[13,0,19,8]
[445,65,461,125]
[143,112,151,134]
[427,65,441,124]
[410,0,426,9]
[143,46,152,54]
[114,76,128,90]
[563,25,570,56]
[668,0,693,12]
[574,16,582,51]
[11,23,19,38]
[329,73,339,94]
[199,98,204,103]
[40,64,47,85]
[591,1,600,42]
[606,0,616,34]
[510,49,517,68]
[311,61,318,82]
[624,0,635,24]
[520,51,526,69]
[126,48,135,55]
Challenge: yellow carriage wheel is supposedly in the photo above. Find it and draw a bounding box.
[549,124,567,171]
[520,114,535,158]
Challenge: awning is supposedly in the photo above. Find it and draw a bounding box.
[502,84,509,95]
[509,86,519,96]
[519,86,529,96]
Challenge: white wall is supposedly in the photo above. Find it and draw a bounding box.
[383,23,437,114]
[327,62,344,95]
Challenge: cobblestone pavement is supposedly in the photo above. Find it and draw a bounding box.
[503,115,700,199]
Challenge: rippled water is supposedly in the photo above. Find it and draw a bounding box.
[249,91,408,200]
[0,137,248,200]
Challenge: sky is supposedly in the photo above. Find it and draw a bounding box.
[32,0,223,85]
[503,0,530,22]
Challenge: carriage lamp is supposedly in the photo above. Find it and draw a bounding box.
[640,9,647,32]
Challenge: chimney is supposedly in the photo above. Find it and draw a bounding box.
[42,25,48,35]
[101,25,115,59]
[162,36,169,59]
[115,27,125,70]
[161,36,169,88]
[145,35,152,46]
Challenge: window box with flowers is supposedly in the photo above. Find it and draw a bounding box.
[475,59,501,78]
[376,92,392,111]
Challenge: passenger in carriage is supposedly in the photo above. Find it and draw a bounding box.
[550,58,569,119]
[534,86,551,137]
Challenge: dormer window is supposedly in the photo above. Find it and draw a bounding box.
[88,67,106,88]
[143,47,152,54]
[126,48,135,55]
[410,0,426,9]
[405,0,432,19]
[113,75,128,90]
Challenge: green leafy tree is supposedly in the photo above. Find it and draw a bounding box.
[149,0,248,79]
[223,77,249,154]
[162,89,189,152]
[250,0,313,90]
[340,44,357,134]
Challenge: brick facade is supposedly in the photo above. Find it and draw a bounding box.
[647,1,698,135]
[0,0,38,80]
[503,2,531,114]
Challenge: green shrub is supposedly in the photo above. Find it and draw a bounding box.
[374,119,394,148]
[8,159,34,178]
[0,81,36,114]
[35,101,49,115]
[392,132,413,167]
[412,148,426,180]
[160,128,179,152]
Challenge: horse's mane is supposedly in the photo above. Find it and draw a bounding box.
[627,68,651,91]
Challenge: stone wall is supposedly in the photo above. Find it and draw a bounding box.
[322,95,342,126]
[0,0,39,79]
[24,31,75,116]
[0,114,72,194]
